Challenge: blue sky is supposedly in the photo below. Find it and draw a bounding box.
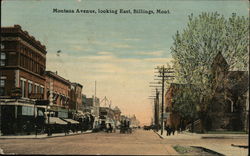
[2,0,248,124]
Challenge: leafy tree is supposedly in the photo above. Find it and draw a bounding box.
[170,12,249,132]
[172,84,199,132]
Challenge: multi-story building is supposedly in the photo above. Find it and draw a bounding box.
[210,52,249,131]
[0,25,46,99]
[164,52,249,132]
[86,96,100,116]
[99,106,115,129]
[0,25,47,135]
[86,96,100,128]
[113,106,121,123]
[81,94,87,112]
[164,83,190,130]
[69,83,83,112]
[45,71,71,118]
[85,97,94,114]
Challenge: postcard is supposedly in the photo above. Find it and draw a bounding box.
[0,0,249,155]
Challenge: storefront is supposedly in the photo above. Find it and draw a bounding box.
[0,98,46,135]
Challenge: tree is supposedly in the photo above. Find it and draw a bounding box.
[172,84,199,132]
[170,12,249,132]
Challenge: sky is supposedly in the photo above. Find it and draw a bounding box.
[1,0,248,125]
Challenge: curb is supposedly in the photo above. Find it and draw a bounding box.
[153,130,164,139]
[39,131,93,139]
[191,146,225,156]
[201,136,248,139]
[0,131,92,139]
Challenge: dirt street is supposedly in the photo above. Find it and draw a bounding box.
[0,129,177,155]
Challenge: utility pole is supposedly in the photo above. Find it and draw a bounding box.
[94,80,96,105]
[101,96,109,107]
[94,80,97,128]
[149,81,161,130]
[155,65,174,135]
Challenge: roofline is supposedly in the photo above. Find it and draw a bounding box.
[45,71,71,86]
[1,25,47,54]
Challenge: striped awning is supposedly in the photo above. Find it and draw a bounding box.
[63,118,79,124]
[46,117,67,125]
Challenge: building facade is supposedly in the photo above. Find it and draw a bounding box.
[0,25,47,135]
[69,83,83,112]
[164,83,191,130]
[210,52,249,131]
[45,71,71,118]
[164,52,249,132]
[1,25,46,99]
[113,106,121,122]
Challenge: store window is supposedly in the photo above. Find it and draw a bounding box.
[0,52,6,66]
[22,106,34,116]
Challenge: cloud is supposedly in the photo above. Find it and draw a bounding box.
[97,51,113,55]
[143,57,173,64]
[136,50,164,56]
[70,45,92,52]
[124,38,140,41]
[111,43,133,49]
[90,40,133,49]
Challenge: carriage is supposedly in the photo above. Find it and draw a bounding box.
[120,126,132,134]
[120,120,132,134]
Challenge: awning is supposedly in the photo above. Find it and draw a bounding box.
[46,117,68,125]
[63,118,79,124]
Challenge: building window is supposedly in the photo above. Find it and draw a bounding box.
[20,79,28,97]
[40,87,44,95]
[0,43,4,50]
[20,80,24,97]
[0,76,6,96]
[28,82,33,94]
[34,85,38,93]
[0,52,6,66]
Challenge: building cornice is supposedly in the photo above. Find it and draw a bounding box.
[1,25,46,54]
[45,71,71,86]
[1,36,46,58]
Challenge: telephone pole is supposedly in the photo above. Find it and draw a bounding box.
[155,65,174,135]
[149,81,161,130]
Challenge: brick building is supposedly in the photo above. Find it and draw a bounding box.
[164,83,190,130]
[69,83,83,112]
[0,25,46,99]
[44,71,71,118]
[164,52,249,132]
[0,25,47,135]
[209,52,249,131]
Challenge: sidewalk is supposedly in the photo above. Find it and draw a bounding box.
[155,129,248,139]
[155,130,249,156]
[0,130,92,139]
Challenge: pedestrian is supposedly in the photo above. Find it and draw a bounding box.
[172,126,176,135]
[169,127,173,136]
[108,123,113,133]
[166,125,170,136]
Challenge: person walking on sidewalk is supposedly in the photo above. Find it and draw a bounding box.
[165,125,170,136]
[172,126,176,135]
